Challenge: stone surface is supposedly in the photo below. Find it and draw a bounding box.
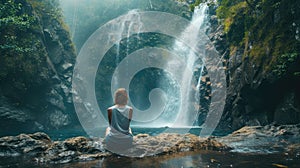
[207,4,300,131]
[0,0,79,136]
[0,132,230,163]
[128,133,230,157]
[1,124,299,164]
[0,132,51,157]
[218,124,300,154]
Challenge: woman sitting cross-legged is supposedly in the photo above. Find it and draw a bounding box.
[104,88,133,153]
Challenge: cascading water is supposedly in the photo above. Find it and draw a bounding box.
[72,0,226,139]
[149,0,153,9]
[112,10,143,89]
[111,4,210,127]
[172,4,208,127]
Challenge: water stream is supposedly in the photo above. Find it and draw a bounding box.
[172,4,208,127]
[110,4,209,128]
[113,9,143,90]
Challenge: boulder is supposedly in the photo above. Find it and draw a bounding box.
[218,124,300,153]
[0,132,51,156]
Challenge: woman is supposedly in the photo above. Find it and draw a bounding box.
[104,88,133,152]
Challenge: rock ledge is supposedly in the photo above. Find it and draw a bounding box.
[0,132,230,163]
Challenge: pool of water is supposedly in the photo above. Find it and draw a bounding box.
[1,150,299,168]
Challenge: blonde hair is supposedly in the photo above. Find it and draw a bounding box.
[114,88,128,105]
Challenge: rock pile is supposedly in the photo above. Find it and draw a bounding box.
[1,124,299,164]
[218,124,300,155]
[0,132,230,163]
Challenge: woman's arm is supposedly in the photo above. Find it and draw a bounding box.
[129,107,133,134]
[129,107,133,122]
[107,108,112,125]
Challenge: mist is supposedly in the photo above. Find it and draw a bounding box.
[59,0,190,51]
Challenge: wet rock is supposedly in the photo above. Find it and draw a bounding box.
[207,2,300,131]
[2,127,299,164]
[101,133,231,158]
[274,92,300,125]
[0,132,231,163]
[218,124,300,153]
[0,0,78,134]
[37,136,109,163]
[61,63,73,72]
[49,110,70,129]
[287,143,300,158]
[46,88,65,111]
[0,101,31,123]
[0,132,51,156]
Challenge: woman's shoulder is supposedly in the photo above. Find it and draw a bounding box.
[107,105,117,110]
[123,105,132,111]
[108,105,132,111]
[127,105,133,111]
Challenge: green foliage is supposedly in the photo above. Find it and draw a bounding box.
[28,0,74,51]
[216,0,300,78]
[216,0,244,18]
[294,72,300,77]
[0,0,34,51]
[0,0,72,101]
[273,53,299,77]
[0,0,43,81]
[28,0,63,23]
[189,0,218,11]
[189,0,202,11]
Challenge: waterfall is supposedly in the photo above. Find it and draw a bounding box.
[112,10,143,89]
[72,0,225,139]
[172,4,208,127]
[149,0,153,9]
[103,4,209,127]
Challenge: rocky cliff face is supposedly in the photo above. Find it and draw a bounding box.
[34,0,77,130]
[0,0,79,135]
[207,3,300,131]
